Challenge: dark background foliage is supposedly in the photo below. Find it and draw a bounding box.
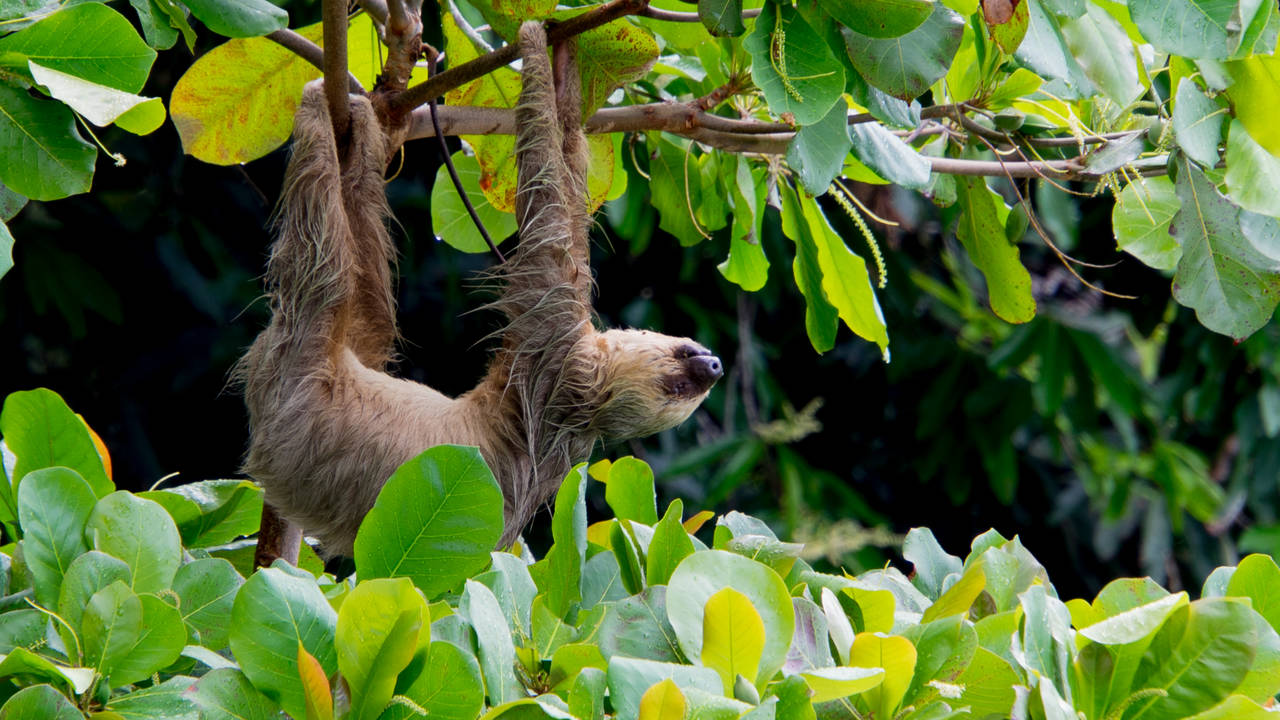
[4,6,1277,601]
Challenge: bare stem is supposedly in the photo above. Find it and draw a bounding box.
[322,0,350,138]
[389,0,649,115]
[267,29,363,93]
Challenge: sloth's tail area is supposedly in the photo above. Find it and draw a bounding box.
[244,84,397,393]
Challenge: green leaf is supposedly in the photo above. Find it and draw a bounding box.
[57,550,131,659]
[82,580,143,678]
[106,675,201,720]
[848,632,917,720]
[0,222,12,282]
[1130,0,1245,59]
[786,597,835,673]
[1016,585,1073,698]
[900,616,978,707]
[1129,598,1261,719]
[699,0,744,36]
[1173,78,1226,170]
[182,0,286,38]
[0,684,81,720]
[0,4,156,91]
[128,0,179,50]
[28,62,165,135]
[383,640,485,720]
[1182,695,1280,720]
[569,666,606,720]
[0,609,47,655]
[1225,554,1280,635]
[607,656,721,720]
[780,186,840,353]
[109,593,186,686]
[648,138,707,246]
[701,587,766,692]
[1226,119,1280,218]
[667,550,795,686]
[843,3,964,101]
[787,101,854,196]
[1113,176,1181,271]
[542,464,588,619]
[602,456,659,525]
[354,445,504,601]
[1170,160,1280,340]
[140,478,263,548]
[921,557,985,623]
[1226,54,1280,157]
[800,192,890,355]
[1059,4,1143,105]
[0,649,90,696]
[846,119,930,191]
[955,176,1036,324]
[2,388,111,497]
[902,527,963,601]
[86,491,181,594]
[17,467,96,606]
[955,647,1017,717]
[1014,0,1093,98]
[647,500,695,587]
[596,586,684,663]
[549,643,607,693]
[719,156,770,292]
[821,0,931,38]
[173,558,243,651]
[462,578,521,704]
[483,552,537,637]
[337,577,427,720]
[745,2,846,125]
[1080,592,1188,645]
[189,667,282,720]
[431,152,517,254]
[228,565,338,719]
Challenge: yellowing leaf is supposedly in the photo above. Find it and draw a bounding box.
[682,510,715,535]
[78,414,112,481]
[638,678,687,720]
[799,666,885,703]
[297,643,333,720]
[701,586,766,692]
[848,633,917,720]
[922,561,986,622]
[1227,55,1280,158]
[586,520,615,549]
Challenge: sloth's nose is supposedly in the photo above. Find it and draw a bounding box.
[686,353,723,388]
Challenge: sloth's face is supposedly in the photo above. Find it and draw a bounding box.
[580,329,723,439]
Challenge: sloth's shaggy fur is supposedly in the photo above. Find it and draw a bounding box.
[237,23,722,555]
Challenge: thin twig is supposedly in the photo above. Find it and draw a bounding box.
[426,52,505,262]
[638,6,761,22]
[390,0,648,115]
[267,29,363,93]
[322,0,350,138]
[356,0,387,25]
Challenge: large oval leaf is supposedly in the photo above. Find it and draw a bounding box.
[189,667,282,720]
[667,550,794,686]
[745,2,846,125]
[173,557,244,651]
[85,491,182,593]
[842,3,963,101]
[354,445,503,600]
[1130,0,1242,60]
[183,0,287,39]
[821,0,932,38]
[0,684,82,720]
[228,565,337,718]
[383,640,485,720]
[17,466,96,606]
[336,577,427,720]
[2,387,111,497]
[0,4,155,92]
[1113,176,1181,271]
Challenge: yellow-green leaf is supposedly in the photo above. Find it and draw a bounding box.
[1226,54,1280,158]
[955,176,1035,323]
[800,193,890,356]
[922,560,986,622]
[29,62,165,135]
[799,666,885,703]
[847,633,917,720]
[702,587,766,692]
[638,678,687,720]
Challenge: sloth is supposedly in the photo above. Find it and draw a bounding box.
[237,22,722,556]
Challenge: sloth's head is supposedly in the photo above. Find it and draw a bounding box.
[574,329,723,439]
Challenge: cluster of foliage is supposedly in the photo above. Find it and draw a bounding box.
[3,387,1280,720]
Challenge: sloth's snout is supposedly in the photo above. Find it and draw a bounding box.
[675,343,723,391]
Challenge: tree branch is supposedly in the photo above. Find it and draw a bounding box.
[404,102,1171,180]
[267,29,363,93]
[638,6,761,21]
[389,0,649,115]
[322,0,350,138]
